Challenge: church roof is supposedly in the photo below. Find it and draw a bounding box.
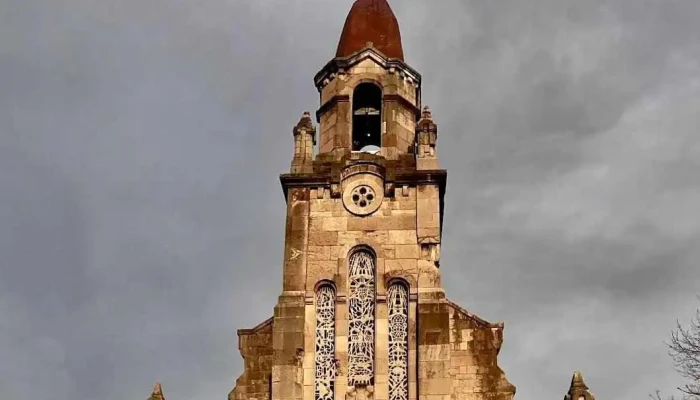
[336,0,405,61]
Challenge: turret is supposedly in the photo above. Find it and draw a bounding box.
[291,111,316,174]
[147,382,165,400]
[415,106,438,170]
[564,371,596,400]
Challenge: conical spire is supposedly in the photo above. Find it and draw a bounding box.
[570,371,588,390]
[148,382,165,400]
[336,0,404,60]
[564,371,595,400]
[293,111,315,138]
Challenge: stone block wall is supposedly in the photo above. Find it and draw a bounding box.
[315,52,421,160]
[300,181,426,400]
[445,302,515,400]
[230,318,274,400]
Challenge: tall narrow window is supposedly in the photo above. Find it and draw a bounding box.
[315,286,336,400]
[348,250,376,386]
[352,83,382,152]
[387,283,409,400]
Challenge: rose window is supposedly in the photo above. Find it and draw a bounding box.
[351,185,375,209]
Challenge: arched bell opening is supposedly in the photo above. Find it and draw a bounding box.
[352,83,383,152]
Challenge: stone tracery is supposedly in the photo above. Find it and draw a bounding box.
[387,283,409,400]
[315,285,336,400]
[348,250,376,386]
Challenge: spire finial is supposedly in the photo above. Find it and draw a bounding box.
[564,371,594,400]
[153,382,162,394]
[570,371,588,390]
[293,111,316,138]
[149,382,165,400]
[422,106,432,120]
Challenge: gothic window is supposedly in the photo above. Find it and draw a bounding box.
[348,250,376,386]
[315,285,336,400]
[352,83,382,152]
[387,283,409,400]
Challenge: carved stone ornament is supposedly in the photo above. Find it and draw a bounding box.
[348,250,376,386]
[315,286,337,400]
[342,174,384,216]
[387,283,409,400]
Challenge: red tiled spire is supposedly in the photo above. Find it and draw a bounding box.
[336,0,404,60]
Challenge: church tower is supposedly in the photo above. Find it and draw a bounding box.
[230,1,515,400]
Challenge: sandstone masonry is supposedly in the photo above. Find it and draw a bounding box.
[144,1,597,399]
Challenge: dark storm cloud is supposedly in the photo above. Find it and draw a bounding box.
[1,1,698,400]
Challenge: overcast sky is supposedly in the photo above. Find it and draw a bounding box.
[1,0,699,399]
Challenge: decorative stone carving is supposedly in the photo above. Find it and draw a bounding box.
[346,385,374,400]
[290,248,303,261]
[347,250,376,386]
[387,283,409,400]
[351,185,376,208]
[343,180,383,216]
[315,286,337,400]
[340,163,385,182]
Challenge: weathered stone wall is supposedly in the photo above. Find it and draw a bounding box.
[316,53,421,160]
[446,302,515,400]
[231,43,513,400]
[271,294,306,400]
[301,182,425,400]
[231,163,514,400]
[415,299,515,400]
[230,318,274,400]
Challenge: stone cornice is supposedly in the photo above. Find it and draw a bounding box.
[445,299,501,329]
[314,48,422,92]
[280,169,445,196]
[236,316,273,336]
[279,168,447,234]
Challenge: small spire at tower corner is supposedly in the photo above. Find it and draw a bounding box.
[291,110,317,172]
[417,105,437,134]
[293,111,316,138]
[570,371,588,390]
[415,105,439,169]
[421,106,433,120]
[148,382,165,400]
[564,371,595,400]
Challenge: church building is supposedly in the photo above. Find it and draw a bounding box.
[146,1,597,399]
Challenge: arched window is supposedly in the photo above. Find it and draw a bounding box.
[387,282,409,400]
[352,83,382,152]
[315,285,336,400]
[347,249,376,386]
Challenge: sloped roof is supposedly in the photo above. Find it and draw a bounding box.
[336,0,404,60]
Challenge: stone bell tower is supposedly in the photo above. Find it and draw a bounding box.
[229,1,515,400]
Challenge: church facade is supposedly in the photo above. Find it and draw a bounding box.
[146,1,597,400]
[230,1,516,399]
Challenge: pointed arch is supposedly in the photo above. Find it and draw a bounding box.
[387,281,409,400]
[315,285,336,400]
[347,248,376,386]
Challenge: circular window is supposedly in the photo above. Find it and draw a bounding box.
[351,185,375,209]
[342,180,383,216]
